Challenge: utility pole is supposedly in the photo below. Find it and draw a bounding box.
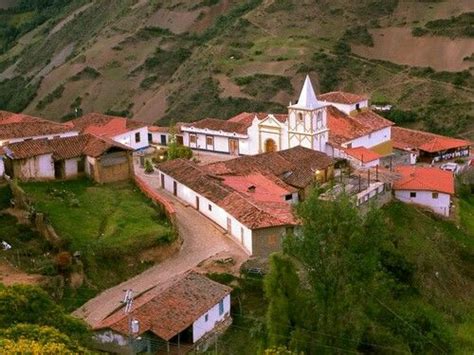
[123,289,136,355]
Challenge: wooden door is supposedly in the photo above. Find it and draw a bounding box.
[229,139,239,155]
[160,173,165,188]
[264,139,277,153]
[196,196,200,211]
[173,181,177,196]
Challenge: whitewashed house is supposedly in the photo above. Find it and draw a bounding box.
[148,125,169,146]
[156,146,334,256]
[179,76,394,162]
[94,272,232,354]
[67,113,149,150]
[393,166,454,217]
[0,111,78,178]
[3,134,134,183]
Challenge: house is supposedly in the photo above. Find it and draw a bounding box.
[179,76,394,160]
[94,272,232,354]
[392,126,471,163]
[67,113,150,150]
[3,134,134,183]
[0,111,78,178]
[393,166,454,216]
[156,146,334,256]
[148,126,169,146]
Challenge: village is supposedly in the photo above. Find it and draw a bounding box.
[0,75,473,353]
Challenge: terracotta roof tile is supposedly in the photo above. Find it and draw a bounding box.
[345,146,381,163]
[96,272,232,340]
[319,91,367,105]
[67,113,147,138]
[394,166,454,195]
[148,126,169,133]
[392,127,471,153]
[327,106,393,146]
[0,111,76,140]
[5,134,131,160]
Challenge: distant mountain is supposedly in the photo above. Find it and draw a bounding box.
[0,0,473,139]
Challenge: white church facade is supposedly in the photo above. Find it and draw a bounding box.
[180,76,394,158]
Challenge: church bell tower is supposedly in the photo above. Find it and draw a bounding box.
[287,75,328,152]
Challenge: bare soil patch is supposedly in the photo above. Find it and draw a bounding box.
[146,8,201,34]
[216,74,251,99]
[352,27,474,72]
[0,260,45,286]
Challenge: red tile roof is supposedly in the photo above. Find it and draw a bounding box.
[205,146,334,189]
[183,113,288,135]
[327,106,394,146]
[0,111,76,140]
[345,146,381,163]
[67,113,147,138]
[392,127,471,153]
[148,125,169,133]
[319,91,367,105]
[4,134,131,160]
[393,166,454,195]
[158,153,301,229]
[96,272,231,341]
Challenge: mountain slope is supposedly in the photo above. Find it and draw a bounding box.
[0,0,473,139]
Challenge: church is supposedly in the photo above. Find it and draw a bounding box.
[180,76,394,159]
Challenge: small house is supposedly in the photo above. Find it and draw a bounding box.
[93,272,232,354]
[3,134,133,183]
[393,166,454,217]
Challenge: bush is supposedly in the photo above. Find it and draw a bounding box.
[36,84,65,110]
[343,26,374,46]
[144,159,154,174]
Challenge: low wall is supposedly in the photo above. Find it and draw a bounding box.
[133,174,177,226]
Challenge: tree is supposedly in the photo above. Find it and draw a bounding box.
[166,122,193,161]
[144,159,154,174]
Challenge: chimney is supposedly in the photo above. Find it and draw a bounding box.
[247,185,256,193]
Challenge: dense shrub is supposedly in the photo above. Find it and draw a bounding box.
[343,26,374,46]
[0,76,41,112]
[36,84,65,110]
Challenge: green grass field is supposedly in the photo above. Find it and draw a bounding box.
[19,179,174,309]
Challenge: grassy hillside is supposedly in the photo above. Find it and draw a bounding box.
[0,0,472,139]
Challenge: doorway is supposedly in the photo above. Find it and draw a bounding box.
[173,181,177,196]
[54,161,65,179]
[196,196,200,211]
[229,138,239,155]
[264,139,277,153]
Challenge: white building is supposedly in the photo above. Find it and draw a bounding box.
[94,272,232,353]
[393,166,454,216]
[0,111,78,178]
[67,112,149,150]
[180,76,394,161]
[3,134,134,184]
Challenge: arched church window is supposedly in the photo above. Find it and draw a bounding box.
[298,112,304,122]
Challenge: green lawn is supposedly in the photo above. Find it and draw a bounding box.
[19,179,174,309]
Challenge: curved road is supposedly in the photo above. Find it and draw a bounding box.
[73,167,248,328]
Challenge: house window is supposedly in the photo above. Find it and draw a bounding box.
[148,133,152,143]
[190,134,197,144]
[160,134,167,145]
[285,194,293,201]
[208,204,212,211]
[346,143,352,149]
[410,192,417,198]
[206,136,214,146]
[268,234,278,246]
[205,314,209,322]
[219,299,224,316]
[432,192,439,199]
[135,132,141,143]
[316,111,323,128]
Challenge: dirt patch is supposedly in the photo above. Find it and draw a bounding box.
[352,27,474,72]
[191,0,233,33]
[0,260,45,286]
[32,43,75,82]
[134,84,174,123]
[196,250,247,276]
[146,8,201,34]
[233,60,297,76]
[215,74,251,99]
[392,0,474,24]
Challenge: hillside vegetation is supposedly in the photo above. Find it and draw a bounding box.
[0,0,472,139]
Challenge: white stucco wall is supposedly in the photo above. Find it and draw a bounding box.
[0,158,4,177]
[394,190,451,216]
[193,294,231,343]
[114,127,149,150]
[65,158,80,177]
[17,154,54,179]
[159,170,253,254]
[150,132,169,145]
[320,99,369,115]
[343,127,391,152]
[183,128,248,155]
